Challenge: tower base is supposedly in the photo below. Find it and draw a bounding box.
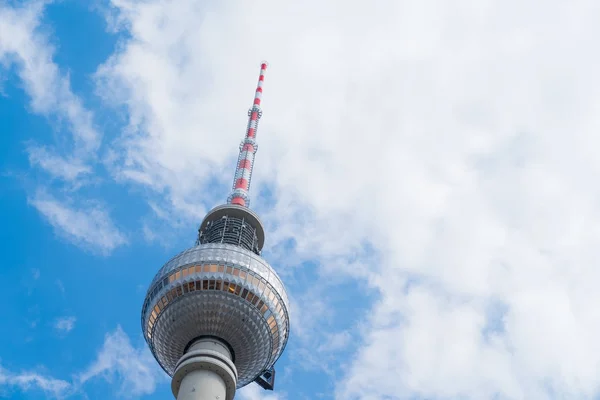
[171,338,238,400]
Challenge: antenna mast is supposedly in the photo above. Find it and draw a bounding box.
[228,61,268,207]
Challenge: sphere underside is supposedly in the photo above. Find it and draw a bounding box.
[142,243,290,388]
[152,293,271,386]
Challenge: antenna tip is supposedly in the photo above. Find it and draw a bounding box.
[260,60,269,69]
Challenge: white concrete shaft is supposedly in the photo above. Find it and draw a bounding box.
[176,369,226,400]
[172,338,238,400]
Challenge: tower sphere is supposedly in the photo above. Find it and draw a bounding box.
[141,206,290,387]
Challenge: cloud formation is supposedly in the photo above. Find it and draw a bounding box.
[0,326,163,399]
[95,0,600,399]
[0,1,99,162]
[53,316,76,334]
[27,146,93,183]
[0,1,127,255]
[237,383,286,400]
[29,191,127,254]
[79,326,166,397]
[0,364,71,399]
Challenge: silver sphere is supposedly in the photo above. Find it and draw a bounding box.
[141,241,290,388]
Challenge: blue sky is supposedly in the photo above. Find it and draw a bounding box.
[4,1,600,399]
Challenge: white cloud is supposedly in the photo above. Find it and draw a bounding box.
[0,1,124,254]
[78,326,166,397]
[53,316,76,334]
[0,1,99,155]
[317,331,351,354]
[27,145,92,182]
[29,191,127,254]
[56,279,65,294]
[1,326,165,399]
[88,0,600,399]
[237,383,286,400]
[0,364,71,399]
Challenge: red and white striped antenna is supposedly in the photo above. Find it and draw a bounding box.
[228,61,268,207]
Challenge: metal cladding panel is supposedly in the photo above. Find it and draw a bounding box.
[142,243,290,388]
[149,244,288,305]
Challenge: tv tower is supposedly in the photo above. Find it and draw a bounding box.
[141,62,290,400]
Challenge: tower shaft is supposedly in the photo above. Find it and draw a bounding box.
[172,338,237,400]
[228,62,267,207]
